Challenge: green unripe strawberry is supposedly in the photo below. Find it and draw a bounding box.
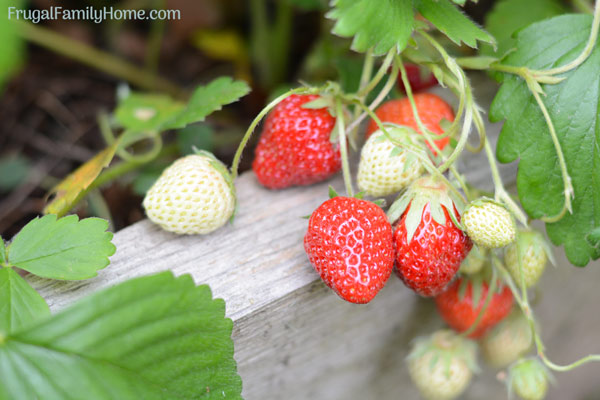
[143,152,236,235]
[481,311,532,368]
[463,198,516,249]
[509,358,552,400]
[357,127,425,197]
[459,245,487,275]
[407,330,478,400]
[505,230,553,288]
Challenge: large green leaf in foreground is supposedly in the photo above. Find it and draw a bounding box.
[490,14,600,266]
[0,272,242,399]
[0,268,50,335]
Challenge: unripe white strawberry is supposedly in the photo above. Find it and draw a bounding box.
[463,198,516,249]
[357,127,424,197]
[407,330,478,400]
[459,245,487,275]
[143,152,236,235]
[509,358,552,400]
[481,311,532,368]
[505,230,553,288]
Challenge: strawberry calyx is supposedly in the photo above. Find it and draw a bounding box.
[457,268,502,310]
[388,175,465,243]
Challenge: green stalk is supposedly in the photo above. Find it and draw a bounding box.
[527,81,574,222]
[357,49,395,98]
[270,0,293,86]
[494,254,600,372]
[145,0,166,74]
[535,0,600,76]
[249,0,271,88]
[16,21,184,99]
[336,99,353,197]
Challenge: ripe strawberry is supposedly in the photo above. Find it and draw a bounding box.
[505,230,554,288]
[435,277,514,338]
[397,63,438,93]
[143,152,236,235]
[389,176,472,297]
[463,198,516,249]
[252,94,341,189]
[481,311,533,368]
[304,196,394,303]
[459,245,487,275]
[509,358,552,400]
[366,93,454,152]
[357,127,425,197]
[407,330,478,400]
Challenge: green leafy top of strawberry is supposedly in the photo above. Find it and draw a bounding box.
[388,175,465,243]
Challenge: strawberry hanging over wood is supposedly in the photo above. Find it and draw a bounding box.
[304,195,394,304]
[143,152,236,235]
[388,176,472,297]
[252,94,341,189]
[366,93,454,152]
[435,277,514,339]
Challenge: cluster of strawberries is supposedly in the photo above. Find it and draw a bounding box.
[253,92,512,329]
[250,90,551,400]
[142,69,553,399]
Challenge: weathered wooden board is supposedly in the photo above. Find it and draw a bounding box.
[27,75,600,399]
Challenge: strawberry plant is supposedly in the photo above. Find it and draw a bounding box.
[4,0,600,397]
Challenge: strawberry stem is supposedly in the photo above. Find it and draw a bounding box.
[345,57,399,136]
[336,98,354,197]
[357,49,395,98]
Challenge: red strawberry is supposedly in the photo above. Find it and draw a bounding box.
[397,63,438,93]
[366,94,454,152]
[389,176,472,297]
[252,94,341,189]
[304,196,394,303]
[435,278,514,339]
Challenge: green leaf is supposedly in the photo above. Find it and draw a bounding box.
[0,268,50,335]
[0,271,242,400]
[115,93,185,132]
[6,215,116,280]
[480,0,566,59]
[0,155,31,192]
[115,77,250,132]
[166,77,250,130]
[327,0,414,55]
[0,0,25,91]
[490,14,600,266]
[415,0,494,48]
